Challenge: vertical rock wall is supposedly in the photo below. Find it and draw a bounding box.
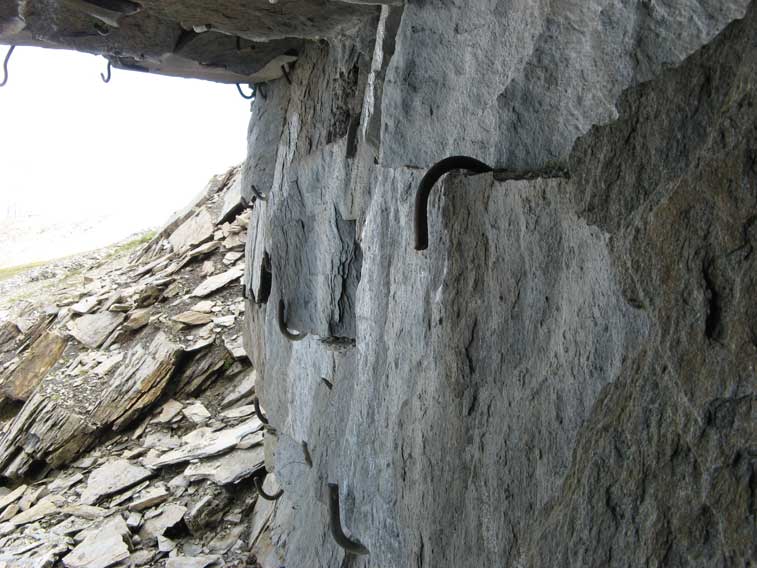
[242,2,757,566]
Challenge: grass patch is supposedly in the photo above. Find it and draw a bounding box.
[0,261,49,282]
[112,230,157,255]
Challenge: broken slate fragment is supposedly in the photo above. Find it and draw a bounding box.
[70,296,99,315]
[79,459,154,505]
[191,300,215,313]
[91,331,183,431]
[123,308,152,331]
[221,405,256,419]
[184,446,265,485]
[221,369,256,408]
[139,502,187,543]
[166,555,221,568]
[168,207,214,254]
[69,312,126,349]
[172,311,213,326]
[182,402,211,424]
[0,484,27,514]
[1,331,67,401]
[9,494,64,526]
[129,484,170,512]
[190,267,243,298]
[151,399,183,424]
[62,515,131,568]
[147,418,263,468]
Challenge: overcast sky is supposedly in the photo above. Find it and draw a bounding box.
[0,45,251,253]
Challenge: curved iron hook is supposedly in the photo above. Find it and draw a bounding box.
[250,184,267,202]
[100,61,112,83]
[1,45,16,88]
[254,475,283,501]
[277,299,307,342]
[253,397,269,425]
[328,483,369,556]
[236,83,255,100]
[414,156,493,251]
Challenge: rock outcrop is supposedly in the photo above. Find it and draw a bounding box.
[1,1,757,567]
[238,3,757,567]
[0,171,279,566]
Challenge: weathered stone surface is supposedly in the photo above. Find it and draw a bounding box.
[80,459,154,505]
[172,311,213,327]
[378,0,750,171]
[235,3,757,567]
[8,495,63,526]
[191,268,244,298]
[151,399,183,424]
[139,503,187,543]
[165,555,220,568]
[62,515,131,568]
[168,208,215,254]
[220,369,256,408]
[69,312,125,349]
[0,485,26,514]
[123,308,152,331]
[184,446,265,485]
[70,296,99,315]
[92,331,183,431]
[146,419,263,468]
[182,402,211,424]
[1,330,66,401]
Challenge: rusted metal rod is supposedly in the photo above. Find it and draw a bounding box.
[1,45,16,88]
[253,397,268,425]
[328,483,369,556]
[254,475,283,501]
[236,83,255,100]
[277,299,307,341]
[250,184,267,201]
[100,60,111,83]
[414,156,493,251]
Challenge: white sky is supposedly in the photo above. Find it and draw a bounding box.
[0,45,251,265]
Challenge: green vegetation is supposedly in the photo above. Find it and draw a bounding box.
[0,260,49,282]
[112,230,157,255]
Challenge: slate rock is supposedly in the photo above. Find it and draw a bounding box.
[79,459,154,505]
[69,313,125,349]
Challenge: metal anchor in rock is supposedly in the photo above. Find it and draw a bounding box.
[253,397,268,425]
[277,299,308,342]
[328,483,369,556]
[414,156,493,251]
[100,60,112,83]
[236,82,256,100]
[1,45,16,88]
[254,473,283,501]
[414,155,570,251]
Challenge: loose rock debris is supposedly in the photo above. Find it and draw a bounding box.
[0,168,278,567]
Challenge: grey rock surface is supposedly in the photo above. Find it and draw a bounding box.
[237,2,757,567]
[0,0,756,567]
[378,0,750,170]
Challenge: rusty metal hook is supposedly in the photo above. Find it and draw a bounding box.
[1,45,16,88]
[414,156,493,251]
[328,483,369,556]
[277,299,307,342]
[236,83,255,100]
[250,184,267,202]
[254,475,283,501]
[253,397,269,425]
[100,60,111,83]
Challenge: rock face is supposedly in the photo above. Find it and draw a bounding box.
[2,1,757,567]
[236,2,757,568]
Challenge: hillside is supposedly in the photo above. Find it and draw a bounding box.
[0,168,276,567]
